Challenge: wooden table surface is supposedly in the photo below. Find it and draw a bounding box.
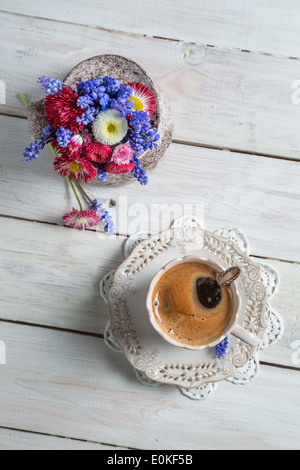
[0,0,300,450]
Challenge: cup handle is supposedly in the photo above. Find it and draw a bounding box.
[231,324,261,348]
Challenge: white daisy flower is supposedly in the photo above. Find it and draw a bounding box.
[92,109,128,146]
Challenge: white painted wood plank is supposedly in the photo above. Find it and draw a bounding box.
[0,428,124,450]
[0,217,297,368]
[1,13,300,159]
[0,322,299,449]
[3,0,300,58]
[0,217,124,334]
[1,115,299,262]
[251,257,300,368]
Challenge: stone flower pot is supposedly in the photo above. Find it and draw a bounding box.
[27,55,174,186]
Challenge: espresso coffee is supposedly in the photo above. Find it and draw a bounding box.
[152,261,234,346]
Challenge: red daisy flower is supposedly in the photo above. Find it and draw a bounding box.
[83,142,112,163]
[63,208,101,230]
[54,156,97,182]
[105,161,134,174]
[127,82,156,116]
[44,86,84,133]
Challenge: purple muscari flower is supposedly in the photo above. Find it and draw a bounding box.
[22,125,55,162]
[144,129,160,150]
[76,75,128,115]
[56,127,73,148]
[96,165,108,182]
[22,140,42,162]
[77,94,95,109]
[126,132,144,154]
[131,155,148,185]
[99,93,110,110]
[130,110,151,133]
[102,76,121,94]
[97,87,107,99]
[90,199,116,234]
[40,125,54,148]
[125,123,160,155]
[76,106,98,126]
[37,76,63,95]
[117,84,133,103]
[76,77,101,96]
[76,78,108,110]
[110,97,133,118]
[125,111,159,156]
[77,77,111,103]
[108,84,134,117]
[216,337,229,359]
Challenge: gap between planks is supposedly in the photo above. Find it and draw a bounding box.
[0,425,132,451]
[0,320,299,449]
[2,12,300,160]
[2,8,300,62]
[3,1,300,59]
[0,317,298,373]
[0,216,298,370]
[0,109,299,163]
[1,119,300,262]
[0,213,299,267]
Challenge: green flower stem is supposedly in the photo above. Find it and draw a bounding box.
[49,144,83,211]
[18,93,29,107]
[74,180,94,206]
[18,90,86,214]
[68,177,83,211]
[18,90,84,213]
[49,143,58,157]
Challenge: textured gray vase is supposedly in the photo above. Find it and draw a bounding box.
[27,55,174,186]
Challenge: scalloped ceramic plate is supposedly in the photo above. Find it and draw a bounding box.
[108,227,267,389]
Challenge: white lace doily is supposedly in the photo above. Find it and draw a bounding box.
[101,216,284,400]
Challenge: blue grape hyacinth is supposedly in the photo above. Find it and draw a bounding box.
[90,199,116,235]
[37,76,63,95]
[131,155,148,185]
[215,337,229,359]
[22,125,54,162]
[56,127,73,148]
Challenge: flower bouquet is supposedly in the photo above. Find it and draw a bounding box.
[23,55,174,232]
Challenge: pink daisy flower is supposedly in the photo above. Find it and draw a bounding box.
[127,82,156,116]
[63,208,101,230]
[54,156,97,182]
[69,133,84,152]
[112,142,133,165]
[82,129,93,146]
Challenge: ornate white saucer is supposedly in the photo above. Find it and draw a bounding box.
[100,217,283,400]
[101,217,284,401]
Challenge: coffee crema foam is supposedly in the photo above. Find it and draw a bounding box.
[152,261,234,346]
